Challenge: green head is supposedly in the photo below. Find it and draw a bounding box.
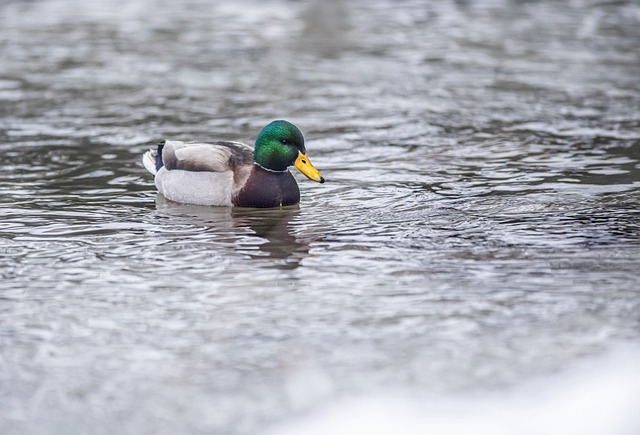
[254,120,325,183]
[254,120,306,171]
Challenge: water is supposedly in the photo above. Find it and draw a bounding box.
[1,0,639,434]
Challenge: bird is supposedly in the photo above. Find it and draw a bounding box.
[142,120,325,208]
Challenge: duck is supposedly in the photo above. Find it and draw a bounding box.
[142,120,325,208]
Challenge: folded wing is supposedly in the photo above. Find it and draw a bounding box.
[162,140,253,173]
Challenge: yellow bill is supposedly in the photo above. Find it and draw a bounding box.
[294,151,325,183]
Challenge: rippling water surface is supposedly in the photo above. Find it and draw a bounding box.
[1,0,640,434]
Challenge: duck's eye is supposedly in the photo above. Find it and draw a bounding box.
[281,139,289,145]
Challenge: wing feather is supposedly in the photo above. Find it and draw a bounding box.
[162,140,253,173]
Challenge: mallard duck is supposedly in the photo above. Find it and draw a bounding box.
[142,120,325,208]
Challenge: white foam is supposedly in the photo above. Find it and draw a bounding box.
[265,348,640,435]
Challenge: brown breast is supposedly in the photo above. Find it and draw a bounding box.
[233,165,300,208]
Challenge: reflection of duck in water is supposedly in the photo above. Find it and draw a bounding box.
[232,207,309,269]
[142,120,324,208]
[153,197,310,269]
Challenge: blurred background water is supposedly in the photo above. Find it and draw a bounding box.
[1,0,639,434]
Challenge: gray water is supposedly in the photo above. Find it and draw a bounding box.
[1,0,640,434]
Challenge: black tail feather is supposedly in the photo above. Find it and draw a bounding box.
[156,141,165,171]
